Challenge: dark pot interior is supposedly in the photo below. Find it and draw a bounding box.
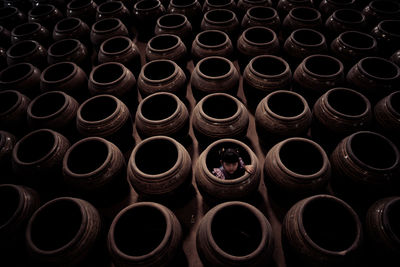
[102,37,130,53]
[292,29,324,46]
[158,14,185,27]
[203,94,237,119]
[1,63,32,82]
[333,8,363,23]
[43,62,75,82]
[9,41,37,57]
[0,91,18,114]
[326,89,367,116]
[198,31,227,46]
[144,60,175,80]
[92,63,124,83]
[205,9,234,23]
[199,57,230,77]
[252,56,287,75]
[30,92,66,118]
[149,35,179,50]
[16,130,55,163]
[360,58,398,79]
[0,185,19,227]
[141,94,177,120]
[67,139,108,174]
[305,55,341,76]
[80,96,117,122]
[248,6,275,19]
[55,17,80,32]
[267,91,305,117]
[244,27,274,44]
[340,31,375,49]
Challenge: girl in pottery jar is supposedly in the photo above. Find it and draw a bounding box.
[212,148,254,180]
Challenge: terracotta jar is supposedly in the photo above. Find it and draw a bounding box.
[133,0,166,41]
[88,62,137,110]
[40,61,88,103]
[243,55,292,111]
[108,202,184,267]
[202,0,236,13]
[95,1,131,27]
[276,0,313,18]
[154,13,193,48]
[127,135,192,201]
[241,6,281,33]
[191,30,234,64]
[374,91,400,147]
[27,91,79,140]
[371,20,400,58]
[237,26,280,70]
[236,0,272,21]
[47,39,90,73]
[90,17,129,51]
[53,17,91,49]
[0,131,16,181]
[145,34,187,69]
[76,94,134,156]
[6,40,47,70]
[191,56,239,101]
[98,36,141,78]
[0,62,41,98]
[26,197,104,266]
[346,57,400,104]
[362,0,400,29]
[27,4,63,31]
[330,31,378,71]
[0,90,30,136]
[138,59,187,98]
[10,22,49,47]
[293,54,345,106]
[330,131,400,209]
[196,201,274,266]
[62,137,130,206]
[318,0,356,19]
[282,194,363,267]
[312,88,373,153]
[283,28,328,67]
[282,7,322,38]
[135,92,190,141]
[167,0,202,32]
[195,139,260,203]
[0,26,11,49]
[324,9,367,41]
[192,93,249,144]
[200,9,240,41]
[255,90,311,149]
[0,6,26,31]
[67,0,97,26]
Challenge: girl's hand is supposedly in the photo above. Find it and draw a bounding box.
[244,165,255,174]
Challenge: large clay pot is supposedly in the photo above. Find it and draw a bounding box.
[40,61,88,103]
[167,0,202,32]
[0,90,30,136]
[202,0,236,13]
[241,6,281,33]
[281,6,322,38]
[195,138,260,203]
[282,194,363,267]
[62,137,130,206]
[0,131,16,181]
[90,17,129,51]
[133,0,166,41]
[6,39,47,70]
[191,30,234,64]
[191,56,239,101]
[53,17,91,49]
[66,0,98,27]
[27,4,63,31]
[276,0,313,18]
[200,9,240,41]
[26,197,104,266]
[324,9,367,41]
[318,0,356,19]
[145,34,187,69]
[374,91,400,146]
[370,20,400,58]
[76,94,134,156]
[10,22,49,47]
[154,13,193,48]
[95,1,131,27]
[255,90,311,149]
[196,201,274,266]
[127,135,192,201]
[236,0,272,21]
[311,88,373,153]
[135,92,189,140]
[362,0,400,29]
[108,202,184,267]
[0,6,26,31]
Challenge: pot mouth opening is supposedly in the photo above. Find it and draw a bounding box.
[92,63,125,84]
[148,34,179,51]
[197,30,228,47]
[135,0,161,10]
[143,60,176,81]
[198,57,232,78]
[304,55,343,77]
[29,4,55,17]
[383,198,400,244]
[43,62,76,82]
[141,93,178,121]
[379,20,400,37]
[339,31,376,50]
[244,27,275,45]
[29,91,67,119]
[102,36,131,54]
[1,63,33,82]
[359,57,399,80]
[388,91,400,116]
[8,40,39,57]
[290,7,321,22]
[0,91,20,115]
[12,22,41,36]
[68,0,93,9]
[266,91,306,119]
[326,88,369,117]
[205,9,235,23]
[158,13,186,28]
[202,94,238,120]
[16,130,56,164]
[247,6,276,20]
[292,28,325,47]
[49,39,80,57]
[55,17,81,32]
[93,18,121,32]
[370,0,400,14]
[170,0,197,7]
[98,1,123,13]
[333,9,364,23]
[79,95,118,122]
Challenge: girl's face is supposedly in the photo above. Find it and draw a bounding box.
[222,161,239,174]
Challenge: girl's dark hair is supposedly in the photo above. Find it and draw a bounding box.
[220,148,240,163]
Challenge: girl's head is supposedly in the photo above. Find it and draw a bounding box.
[220,148,239,174]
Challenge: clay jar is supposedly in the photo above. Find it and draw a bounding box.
[362,0,400,29]
[318,0,356,19]
[330,131,400,208]
[90,18,129,51]
[133,0,166,41]
[98,36,141,78]
[196,201,274,266]
[346,57,400,104]
[27,91,79,140]
[0,90,30,136]
[40,62,88,103]
[191,56,239,101]
[330,31,378,71]
[192,93,249,145]
[27,4,63,31]
[202,0,236,13]
[281,7,322,38]
[195,138,260,203]
[47,39,90,73]
[89,62,137,111]
[241,6,281,33]
[154,13,193,48]
[374,91,400,146]
[191,30,234,65]
[371,20,400,58]
[66,0,98,27]
[145,34,187,69]
[255,90,312,149]
[95,1,131,27]
[135,92,190,141]
[53,17,91,49]
[236,26,280,70]
[137,59,187,98]
[282,194,363,267]
[293,54,345,106]
[200,9,240,41]
[0,6,26,31]
[26,197,103,266]
[108,202,184,267]
[0,131,16,180]
[324,9,367,41]
[76,94,134,156]
[62,137,130,206]
[127,136,192,201]
[6,40,47,70]
[276,0,313,18]
[10,22,50,47]
[269,137,330,197]
[0,62,41,98]
[236,0,272,21]
[283,28,328,67]
[167,0,202,32]
[11,129,70,196]
[365,197,400,267]
[243,55,292,111]
[312,88,373,153]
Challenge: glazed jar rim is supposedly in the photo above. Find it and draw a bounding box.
[0,90,25,116]
[29,4,56,17]
[297,194,362,255]
[0,184,25,231]
[346,131,400,171]
[108,202,173,261]
[26,197,89,256]
[249,55,291,79]
[141,59,179,83]
[97,1,123,14]
[290,28,326,48]
[198,93,241,123]
[129,136,182,179]
[288,7,321,22]
[157,13,188,29]
[147,34,181,53]
[92,18,123,33]
[263,90,309,121]
[67,0,95,10]
[369,0,400,14]
[41,61,79,84]
[205,0,233,8]
[169,0,198,8]
[242,26,277,46]
[11,22,41,37]
[357,56,400,81]
[134,0,162,11]
[27,91,71,121]
[205,201,271,261]
[100,36,133,55]
[48,39,82,58]
[138,92,180,124]
[195,30,229,49]
[381,197,400,245]
[90,62,127,86]
[55,17,82,33]
[246,6,277,21]
[204,8,236,24]
[7,40,41,58]
[332,8,364,24]
[337,31,377,51]
[303,54,344,78]
[377,20,400,37]
[0,63,35,84]
[196,56,235,80]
